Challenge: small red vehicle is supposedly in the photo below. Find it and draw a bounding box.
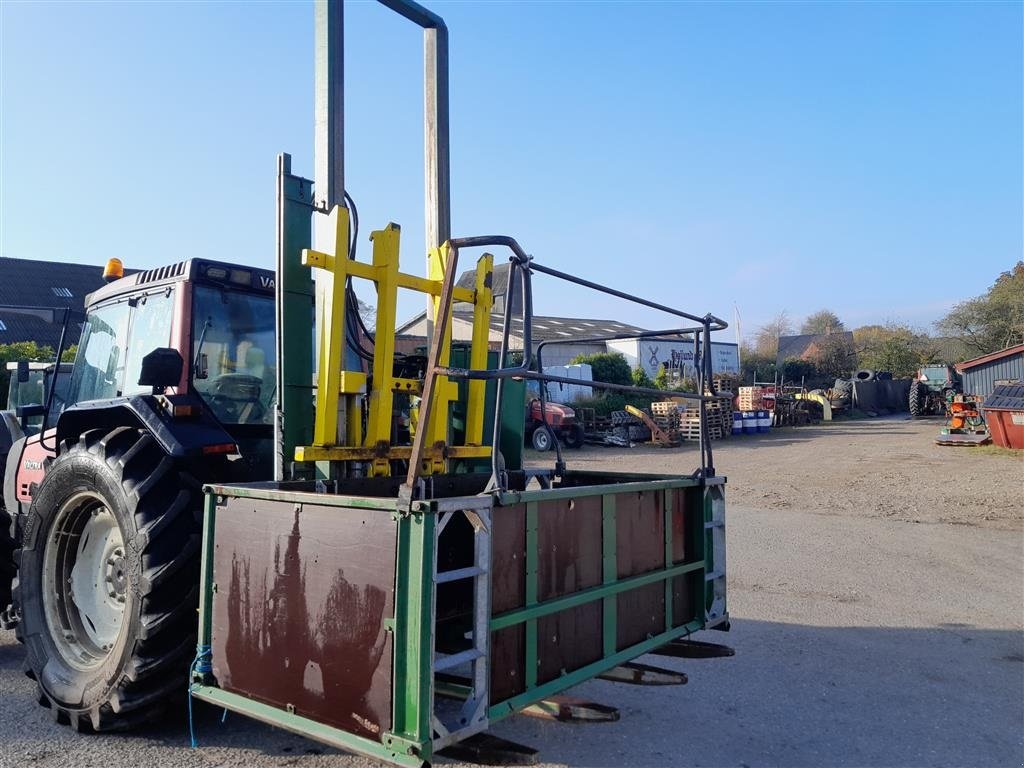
[525,397,584,451]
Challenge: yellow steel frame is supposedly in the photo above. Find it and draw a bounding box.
[296,205,494,476]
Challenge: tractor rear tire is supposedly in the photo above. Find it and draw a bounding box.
[15,426,201,731]
[909,382,924,418]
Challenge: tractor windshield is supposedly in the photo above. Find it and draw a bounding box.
[191,285,275,425]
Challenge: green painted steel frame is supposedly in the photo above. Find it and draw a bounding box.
[486,474,725,722]
[193,471,726,766]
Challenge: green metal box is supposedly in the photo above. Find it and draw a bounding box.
[193,470,726,766]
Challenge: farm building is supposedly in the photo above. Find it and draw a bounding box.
[397,262,652,367]
[0,257,122,349]
[956,343,1024,399]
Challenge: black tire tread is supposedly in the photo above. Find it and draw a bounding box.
[0,501,15,626]
[909,382,923,418]
[16,426,202,732]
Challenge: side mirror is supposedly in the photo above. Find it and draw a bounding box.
[16,360,29,383]
[139,348,184,394]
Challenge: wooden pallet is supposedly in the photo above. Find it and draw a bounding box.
[651,401,680,416]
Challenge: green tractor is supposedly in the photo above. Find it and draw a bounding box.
[909,364,962,418]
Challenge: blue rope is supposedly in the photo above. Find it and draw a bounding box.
[188,645,213,749]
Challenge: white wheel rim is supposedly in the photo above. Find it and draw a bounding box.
[43,492,127,670]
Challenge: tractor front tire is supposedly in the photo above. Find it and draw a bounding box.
[15,426,201,731]
[908,382,924,419]
[531,426,553,452]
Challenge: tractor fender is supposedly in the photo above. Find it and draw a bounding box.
[56,395,237,461]
[3,434,28,533]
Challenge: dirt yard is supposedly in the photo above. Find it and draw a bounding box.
[535,415,1023,531]
[0,416,1021,768]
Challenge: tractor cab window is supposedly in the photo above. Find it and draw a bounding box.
[66,300,132,406]
[191,285,275,425]
[122,289,176,396]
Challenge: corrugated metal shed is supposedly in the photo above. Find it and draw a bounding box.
[956,344,1024,399]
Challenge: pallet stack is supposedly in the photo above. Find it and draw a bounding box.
[650,401,682,443]
[738,386,765,411]
[704,396,730,439]
[652,400,728,442]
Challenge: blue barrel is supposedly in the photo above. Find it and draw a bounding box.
[731,412,743,436]
[757,409,771,433]
[741,411,757,434]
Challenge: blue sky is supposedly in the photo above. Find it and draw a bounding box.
[1,0,1021,342]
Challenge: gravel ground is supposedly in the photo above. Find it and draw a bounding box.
[1,416,1021,768]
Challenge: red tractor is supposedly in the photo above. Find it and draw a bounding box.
[0,258,277,729]
[525,397,584,451]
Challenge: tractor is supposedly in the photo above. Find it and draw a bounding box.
[909,364,963,418]
[4,361,72,434]
[525,397,584,451]
[0,259,276,722]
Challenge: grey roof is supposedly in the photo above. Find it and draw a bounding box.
[397,306,649,345]
[0,257,129,350]
[489,314,648,343]
[456,260,512,296]
[777,332,854,363]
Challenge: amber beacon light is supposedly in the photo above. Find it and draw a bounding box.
[103,258,124,282]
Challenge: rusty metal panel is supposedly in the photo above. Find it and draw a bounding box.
[617,583,666,651]
[537,496,602,601]
[616,490,666,578]
[537,603,603,684]
[491,504,526,614]
[211,498,396,741]
[671,572,699,628]
[490,625,525,702]
[671,490,687,564]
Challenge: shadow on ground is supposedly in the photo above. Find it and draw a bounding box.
[2,619,1021,767]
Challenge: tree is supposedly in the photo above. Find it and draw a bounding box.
[739,342,776,384]
[800,309,844,335]
[754,311,793,358]
[61,344,78,363]
[853,323,930,377]
[936,262,1024,355]
[569,351,632,386]
[809,333,857,379]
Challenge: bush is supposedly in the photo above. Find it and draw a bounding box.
[571,390,656,417]
[632,366,654,389]
[569,352,632,386]
[654,365,669,390]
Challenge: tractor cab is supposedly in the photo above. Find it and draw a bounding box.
[63,259,278,467]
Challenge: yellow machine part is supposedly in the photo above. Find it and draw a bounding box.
[296,205,494,477]
[796,392,832,421]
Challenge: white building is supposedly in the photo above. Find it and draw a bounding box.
[607,337,740,380]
